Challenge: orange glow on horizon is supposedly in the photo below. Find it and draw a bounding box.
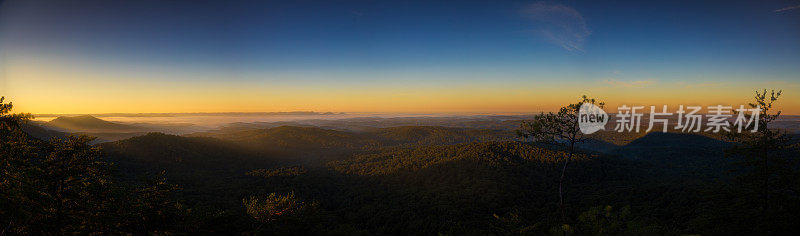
[3,57,799,115]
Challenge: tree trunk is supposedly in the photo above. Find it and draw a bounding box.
[763,148,769,220]
[559,143,575,224]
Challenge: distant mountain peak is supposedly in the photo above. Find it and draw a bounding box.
[51,114,102,122]
[47,115,139,132]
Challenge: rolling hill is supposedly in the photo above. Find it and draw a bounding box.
[101,132,279,169]
[46,115,141,132]
[88,123,798,234]
[189,125,516,153]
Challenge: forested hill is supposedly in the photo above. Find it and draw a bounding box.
[189,125,515,150]
[372,126,515,145]
[187,126,380,151]
[99,125,520,182]
[99,132,291,187]
[38,122,789,234]
[21,123,67,141]
[101,133,266,166]
[100,134,660,234]
[47,115,140,132]
[95,128,744,234]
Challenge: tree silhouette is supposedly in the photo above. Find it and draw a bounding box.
[0,96,33,130]
[2,97,106,232]
[1,97,185,234]
[725,89,797,231]
[517,95,604,223]
[1,97,115,233]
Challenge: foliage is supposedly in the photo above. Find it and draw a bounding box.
[517,95,604,223]
[118,171,185,233]
[247,166,308,177]
[0,97,184,234]
[491,210,542,235]
[243,192,302,223]
[516,95,603,146]
[0,96,33,131]
[242,192,322,233]
[710,89,800,233]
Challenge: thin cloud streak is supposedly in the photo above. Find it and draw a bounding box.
[684,82,727,89]
[603,79,657,88]
[521,2,591,52]
[774,4,800,12]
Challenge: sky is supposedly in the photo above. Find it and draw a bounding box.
[1,0,799,114]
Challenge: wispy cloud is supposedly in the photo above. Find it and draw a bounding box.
[603,79,656,88]
[521,2,591,52]
[775,4,800,12]
[684,82,727,89]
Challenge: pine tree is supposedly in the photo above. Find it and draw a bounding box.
[517,95,604,224]
[725,89,798,232]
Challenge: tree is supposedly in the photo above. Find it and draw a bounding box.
[1,96,184,234]
[0,96,33,131]
[243,192,308,231]
[724,89,798,231]
[118,171,184,234]
[517,95,604,223]
[0,97,38,233]
[2,97,115,233]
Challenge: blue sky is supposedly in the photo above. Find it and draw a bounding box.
[1,0,799,113]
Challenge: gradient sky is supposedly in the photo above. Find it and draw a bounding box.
[1,0,799,114]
